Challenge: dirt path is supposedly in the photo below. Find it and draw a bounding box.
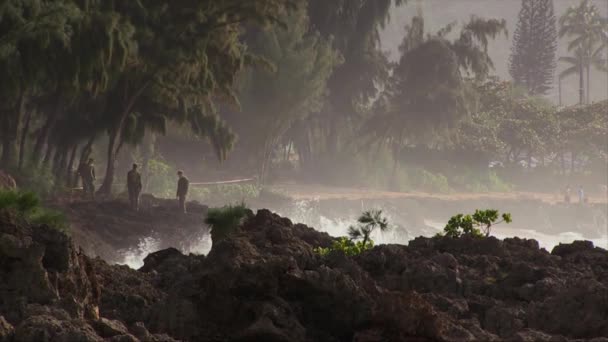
[270,183,608,204]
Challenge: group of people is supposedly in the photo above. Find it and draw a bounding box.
[564,185,586,204]
[77,160,190,213]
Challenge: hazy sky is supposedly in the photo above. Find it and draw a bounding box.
[380,0,608,106]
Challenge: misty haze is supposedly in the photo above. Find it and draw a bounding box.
[0,0,607,341]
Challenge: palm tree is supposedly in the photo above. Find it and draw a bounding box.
[347,210,389,247]
[559,48,586,105]
[559,0,607,104]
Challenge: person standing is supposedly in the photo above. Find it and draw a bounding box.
[176,170,189,213]
[578,185,585,204]
[564,185,571,204]
[127,163,142,211]
[79,158,96,199]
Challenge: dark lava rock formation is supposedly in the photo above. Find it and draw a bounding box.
[1,208,608,341]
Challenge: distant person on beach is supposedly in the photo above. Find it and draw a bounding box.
[176,170,189,214]
[79,158,96,199]
[564,185,571,204]
[127,163,142,211]
[578,185,585,204]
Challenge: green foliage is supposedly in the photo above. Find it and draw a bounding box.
[204,203,250,243]
[411,169,450,194]
[29,209,69,233]
[0,190,68,232]
[443,209,512,238]
[509,0,557,95]
[348,210,390,246]
[314,237,374,257]
[314,210,390,257]
[235,2,342,183]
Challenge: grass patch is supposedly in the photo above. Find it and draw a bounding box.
[205,203,250,244]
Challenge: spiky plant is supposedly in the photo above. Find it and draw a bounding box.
[347,209,389,247]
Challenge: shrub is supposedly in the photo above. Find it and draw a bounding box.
[443,209,512,238]
[348,210,390,246]
[8,165,56,197]
[411,168,450,193]
[29,209,69,233]
[315,210,390,257]
[0,190,40,214]
[0,190,68,232]
[314,237,374,257]
[205,203,250,243]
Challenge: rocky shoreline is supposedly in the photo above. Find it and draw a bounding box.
[1,208,608,341]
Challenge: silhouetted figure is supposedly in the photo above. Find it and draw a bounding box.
[79,158,96,199]
[564,185,571,204]
[176,170,189,214]
[578,185,585,204]
[127,163,142,211]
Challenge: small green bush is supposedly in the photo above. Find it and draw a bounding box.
[205,203,249,243]
[315,210,390,257]
[0,190,40,214]
[314,237,374,257]
[0,190,68,232]
[443,209,512,238]
[29,209,69,233]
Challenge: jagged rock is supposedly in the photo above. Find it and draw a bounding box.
[92,317,130,337]
[0,316,13,342]
[106,334,139,342]
[13,315,103,342]
[2,207,608,342]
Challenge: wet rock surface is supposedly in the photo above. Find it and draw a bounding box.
[54,197,209,263]
[1,208,607,341]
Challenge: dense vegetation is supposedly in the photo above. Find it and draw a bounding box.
[0,0,606,198]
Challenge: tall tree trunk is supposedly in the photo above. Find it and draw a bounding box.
[1,90,27,168]
[42,144,54,168]
[66,144,78,187]
[98,80,151,195]
[1,135,14,167]
[586,65,590,104]
[579,63,585,105]
[142,133,156,193]
[558,77,562,106]
[98,127,119,195]
[570,151,576,174]
[32,98,60,165]
[75,136,95,188]
[18,109,32,170]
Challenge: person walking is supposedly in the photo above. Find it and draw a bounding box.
[176,170,189,214]
[79,158,96,199]
[578,185,585,204]
[127,163,142,211]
